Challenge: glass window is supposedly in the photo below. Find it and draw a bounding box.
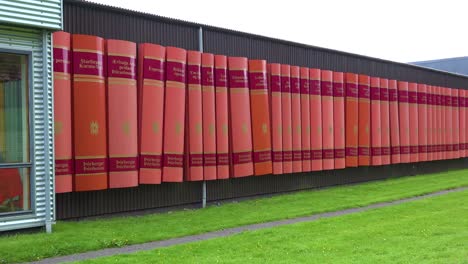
[0,52,31,214]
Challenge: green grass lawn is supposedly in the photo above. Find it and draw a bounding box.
[1,169,468,263]
[81,189,468,264]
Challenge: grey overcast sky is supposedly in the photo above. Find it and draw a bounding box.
[91,0,466,63]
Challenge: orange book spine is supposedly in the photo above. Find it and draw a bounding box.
[333,72,345,169]
[358,74,370,166]
[418,84,428,161]
[389,80,400,163]
[408,82,419,163]
[436,86,443,160]
[201,53,217,180]
[162,47,187,182]
[281,64,293,173]
[321,70,334,170]
[215,55,230,179]
[249,60,272,176]
[345,73,358,167]
[53,31,73,193]
[398,81,410,163]
[427,85,434,160]
[444,87,452,159]
[269,63,283,174]
[291,66,302,172]
[185,51,203,181]
[380,78,391,165]
[72,34,108,192]
[138,43,165,184]
[460,90,466,157]
[300,67,311,172]
[310,68,323,171]
[370,77,382,166]
[228,57,254,177]
[107,39,138,189]
[452,88,460,158]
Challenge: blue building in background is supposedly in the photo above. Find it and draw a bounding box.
[411,57,468,76]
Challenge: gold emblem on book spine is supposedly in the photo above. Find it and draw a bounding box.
[296,125,301,134]
[329,126,333,135]
[277,125,282,135]
[306,125,310,133]
[287,125,292,134]
[122,121,130,135]
[365,125,369,134]
[90,121,99,135]
[222,124,228,135]
[209,124,215,136]
[54,121,63,135]
[152,122,159,134]
[175,122,182,135]
[353,125,358,135]
[195,123,202,134]
[317,126,322,134]
[242,123,247,134]
[262,123,268,134]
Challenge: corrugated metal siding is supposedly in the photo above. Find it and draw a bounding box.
[0,0,62,30]
[0,24,54,231]
[56,0,468,219]
[63,2,198,50]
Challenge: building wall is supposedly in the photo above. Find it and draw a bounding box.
[57,0,468,219]
[0,24,54,231]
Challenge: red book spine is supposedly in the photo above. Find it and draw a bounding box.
[300,67,311,172]
[452,88,460,159]
[138,43,165,184]
[107,39,138,189]
[53,31,73,193]
[358,74,370,166]
[345,73,358,167]
[333,72,345,169]
[281,64,293,173]
[228,57,254,177]
[460,90,466,157]
[72,34,108,191]
[321,70,334,170]
[389,80,400,164]
[408,82,419,163]
[417,84,428,161]
[162,47,187,182]
[380,78,391,165]
[201,53,217,180]
[465,91,468,157]
[310,69,323,171]
[291,66,302,172]
[186,51,203,181]
[215,55,230,179]
[269,64,283,174]
[249,59,272,176]
[370,77,382,166]
[444,87,452,159]
[437,86,443,160]
[398,81,410,163]
[427,85,433,161]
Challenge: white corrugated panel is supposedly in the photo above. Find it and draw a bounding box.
[0,24,54,232]
[0,0,62,30]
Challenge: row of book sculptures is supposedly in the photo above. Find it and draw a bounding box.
[53,31,467,193]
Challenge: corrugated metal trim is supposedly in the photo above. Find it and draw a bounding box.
[0,0,62,30]
[0,24,53,231]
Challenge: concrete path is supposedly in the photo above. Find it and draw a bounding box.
[29,186,467,264]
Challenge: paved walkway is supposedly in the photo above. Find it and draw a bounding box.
[29,187,467,264]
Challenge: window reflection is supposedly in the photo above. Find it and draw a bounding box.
[0,52,31,214]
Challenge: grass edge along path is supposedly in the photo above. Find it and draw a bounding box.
[80,188,468,264]
[1,169,468,263]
